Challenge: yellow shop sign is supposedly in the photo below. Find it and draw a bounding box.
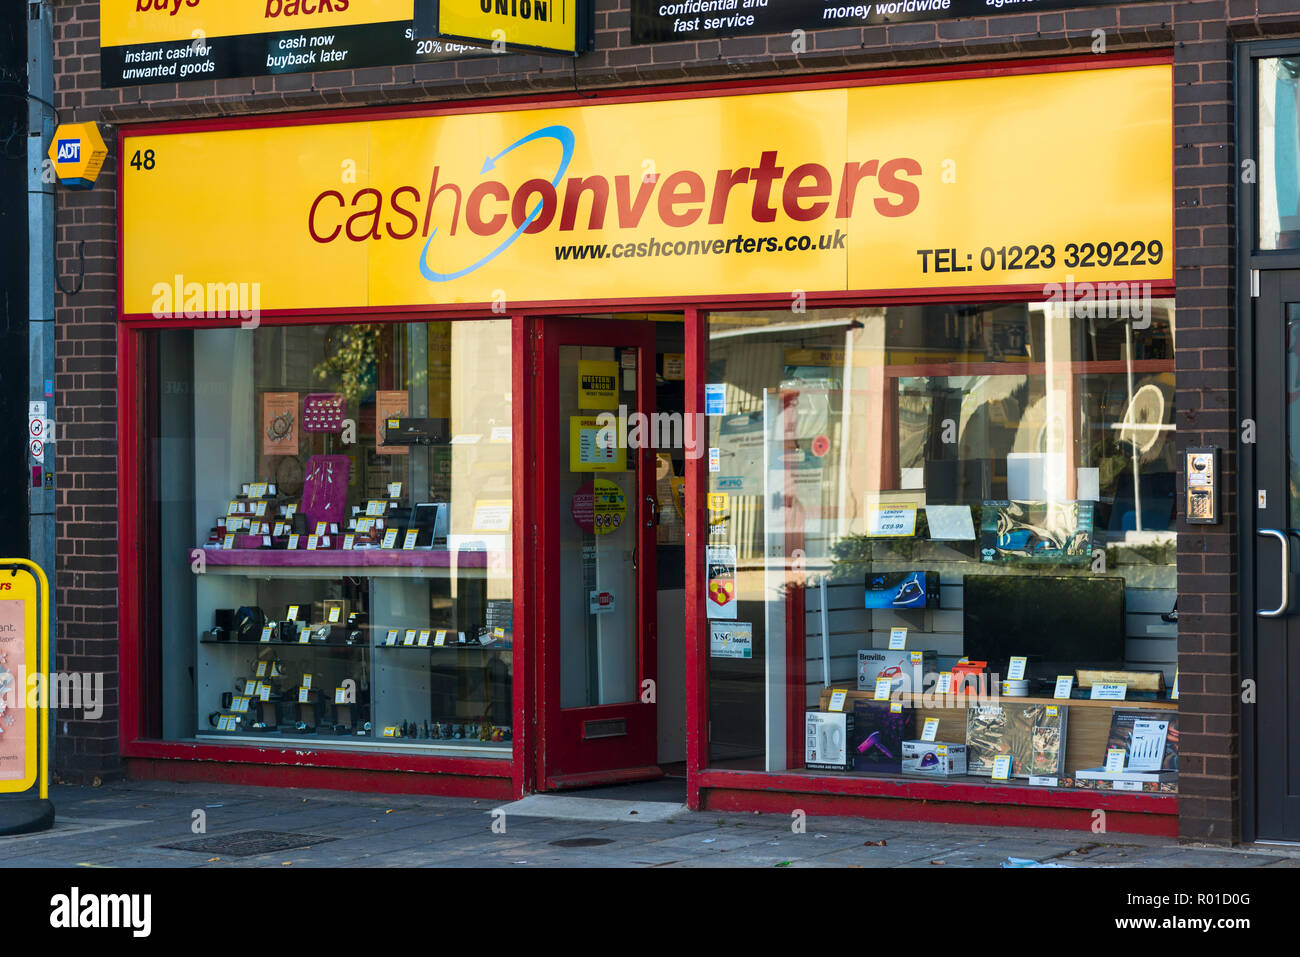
[120,63,1173,317]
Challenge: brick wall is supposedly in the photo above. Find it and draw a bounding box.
[52,0,1294,839]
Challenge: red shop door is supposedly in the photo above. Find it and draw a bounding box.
[535,318,660,789]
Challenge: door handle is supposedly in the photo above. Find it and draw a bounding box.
[1258,528,1290,618]
[646,496,658,528]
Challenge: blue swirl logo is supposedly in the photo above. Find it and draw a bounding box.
[419,124,575,282]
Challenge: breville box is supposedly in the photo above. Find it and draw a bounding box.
[856,649,938,693]
[805,711,855,771]
[902,740,968,776]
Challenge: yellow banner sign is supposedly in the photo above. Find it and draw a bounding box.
[121,63,1172,316]
[102,0,415,46]
[437,0,585,54]
[0,563,46,795]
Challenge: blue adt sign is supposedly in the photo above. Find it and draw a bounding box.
[55,139,80,163]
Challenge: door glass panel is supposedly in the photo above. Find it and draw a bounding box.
[1259,57,1300,250]
[558,345,638,707]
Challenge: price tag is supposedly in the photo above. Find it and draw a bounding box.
[957,657,969,664]
[493,627,506,641]
[888,627,907,650]
[889,702,903,714]
[297,687,310,704]
[258,684,271,702]
[233,696,250,713]
[873,677,892,701]
[255,501,268,516]
[261,535,272,548]
[298,627,309,644]
[1170,670,1179,701]
[284,504,297,518]
[327,606,342,624]
[216,715,230,731]
[255,662,269,677]
[828,690,848,712]
[222,534,235,549]
[286,605,300,622]
[314,521,328,536]
[273,522,287,537]
[301,674,312,690]
[244,679,259,696]
[403,629,417,646]
[1113,780,1143,792]
[385,629,398,647]
[1090,682,1127,701]
[1053,675,1074,699]
[382,529,399,549]
[387,482,402,499]
[343,534,356,550]
[1007,656,1027,681]
[334,687,348,705]
[434,630,447,647]
[366,500,386,517]
[1028,776,1059,788]
[991,754,1012,781]
[259,625,273,643]
[936,672,952,694]
[227,500,241,515]
[306,535,319,550]
[382,726,399,738]
[417,629,432,647]
[288,534,300,550]
[1105,748,1127,773]
[921,717,940,742]
[402,529,419,550]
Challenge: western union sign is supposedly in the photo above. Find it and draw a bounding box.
[422,0,591,54]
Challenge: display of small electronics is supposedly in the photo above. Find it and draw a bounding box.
[856,649,938,693]
[805,711,854,771]
[962,574,1125,687]
[865,570,939,609]
[302,393,346,433]
[1106,710,1178,771]
[902,740,967,776]
[383,416,449,446]
[851,700,914,774]
[233,606,266,642]
[386,503,449,547]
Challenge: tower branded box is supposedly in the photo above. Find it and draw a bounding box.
[902,740,968,776]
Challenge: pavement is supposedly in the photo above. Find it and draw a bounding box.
[0,779,1295,868]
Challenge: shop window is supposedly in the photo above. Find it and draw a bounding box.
[705,302,1178,792]
[151,320,513,754]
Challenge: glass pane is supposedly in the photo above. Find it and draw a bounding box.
[558,344,639,707]
[1289,305,1300,530]
[705,301,1178,783]
[155,320,514,752]
[1259,57,1300,250]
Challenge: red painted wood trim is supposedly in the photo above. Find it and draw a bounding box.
[700,787,1178,837]
[123,737,511,776]
[697,767,1177,814]
[511,313,532,799]
[544,765,666,790]
[684,306,707,811]
[125,757,514,800]
[118,323,143,756]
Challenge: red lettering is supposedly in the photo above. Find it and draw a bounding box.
[749,150,784,224]
[467,181,509,235]
[559,176,609,231]
[657,171,705,228]
[835,161,878,219]
[708,167,749,225]
[511,179,557,234]
[345,188,383,241]
[308,190,344,243]
[386,186,421,240]
[613,175,657,228]
[782,163,831,222]
[422,167,462,237]
[875,158,921,217]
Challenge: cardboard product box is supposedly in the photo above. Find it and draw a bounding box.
[902,740,968,776]
[856,649,938,693]
[851,700,915,774]
[805,711,855,771]
[1072,767,1178,793]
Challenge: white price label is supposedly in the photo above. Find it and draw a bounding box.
[1105,748,1127,773]
[921,717,940,742]
[991,754,1013,781]
[1090,682,1128,701]
[873,677,892,701]
[1007,656,1027,681]
[385,629,398,647]
[828,690,848,712]
[1053,675,1074,699]
[888,627,908,650]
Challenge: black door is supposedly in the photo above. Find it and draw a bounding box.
[1252,270,1300,840]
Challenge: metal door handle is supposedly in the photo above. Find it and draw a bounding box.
[646,496,658,527]
[1259,528,1290,618]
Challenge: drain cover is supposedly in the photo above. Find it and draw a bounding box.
[160,830,336,857]
[549,837,615,848]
